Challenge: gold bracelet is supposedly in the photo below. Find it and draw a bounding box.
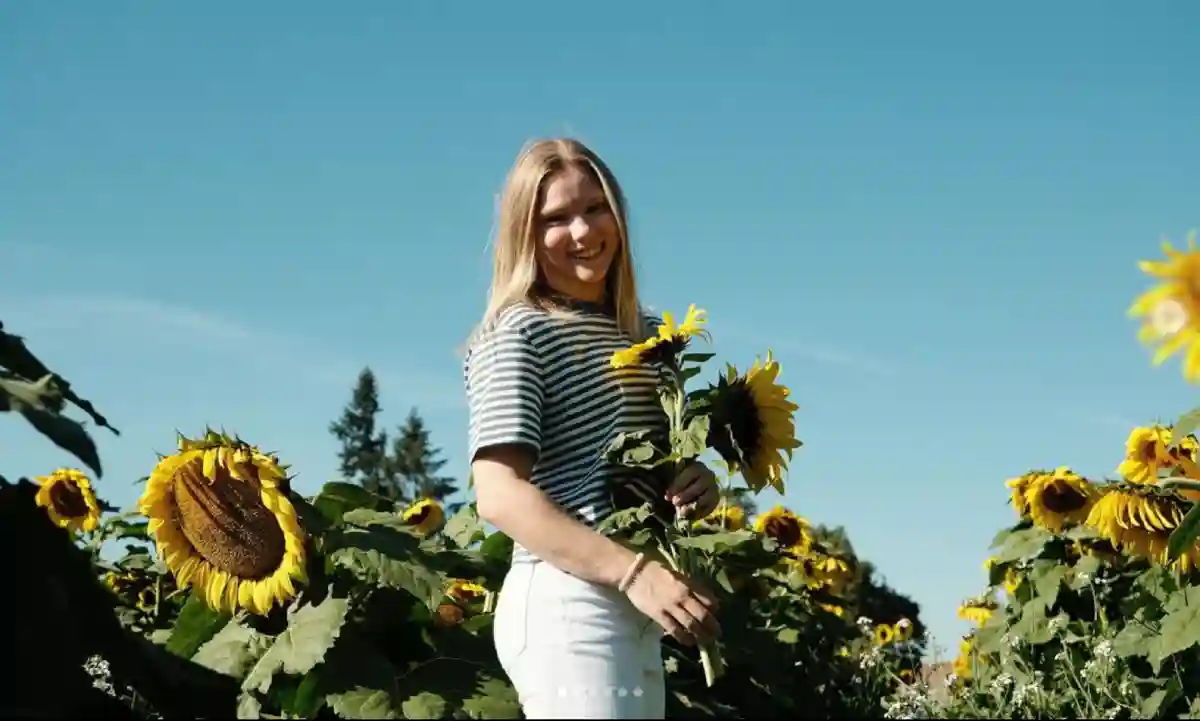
[617,552,648,593]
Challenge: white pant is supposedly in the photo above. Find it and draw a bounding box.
[494,560,666,719]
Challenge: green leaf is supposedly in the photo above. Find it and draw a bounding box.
[604,430,670,469]
[681,352,715,365]
[1030,561,1067,610]
[1006,598,1049,646]
[1142,679,1182,720]
[328,528,445,610]
[242,596,350,695]
[327,689,398,719]
[460,678,521,720]
[1149,587,1200,671]
[1068,555,1102,590]
[1167,500,1200,562]
[1111,623,1153,659]
[990,526,1051,564]
[401,691,448,720]
[673,529,758,554]
[595,504,657,536]
[236,692,262,719]
[291,670,326,718]
[0,373,105,477]
[443,504,487,549]
[674,415,710,460]
[312,482,382,526]
[776,627,799,644]
[1171,407,1200,446]
[192,621,272,678]
[167,594,232,658]
[479,531,513,563]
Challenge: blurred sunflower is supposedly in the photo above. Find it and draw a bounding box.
[873,624,895,645]
[1129,231,1200,383]
[953,636,976,679]
[894,618,914,642]
[707,351,803,494]
[804,553,854,594]
[957,596,998,626]
[610,304,709,369]
[898,669,916,685]
[138,430,307,616]
[136,586,157,613]
[1084,485,1200,571]
[753,505,812,556]
[402,498,445,536]
[1023,467,1098,533]
[446,579,488,606]
[1005,470,1042,519]
[1003,566,1022,595]
[1119,425,1176,484]
[34,468,101,533]
[694,503,746,531]
[819,602,846,618]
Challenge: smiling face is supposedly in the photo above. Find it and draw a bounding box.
[534,165,621,303]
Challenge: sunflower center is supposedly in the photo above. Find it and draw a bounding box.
[49,480,89,519]
[172,458,287,580]
[764,517,803,548]
[1137,440,1159,463]
[708,380,763,465]
[409,505,432,524]
[1041,481,1088,514]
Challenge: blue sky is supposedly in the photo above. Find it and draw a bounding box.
[2,1,1197,660]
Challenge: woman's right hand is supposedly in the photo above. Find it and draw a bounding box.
[623,559,721,646]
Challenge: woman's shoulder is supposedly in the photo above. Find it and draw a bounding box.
[466,303,550,358]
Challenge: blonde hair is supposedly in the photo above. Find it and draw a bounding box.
[470,138,646,346]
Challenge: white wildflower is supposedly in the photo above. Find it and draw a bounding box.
[989,673,1014,694]
[1094,640,1114,662]
[83,654,115,696]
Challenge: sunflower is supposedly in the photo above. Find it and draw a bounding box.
[446,579,488,606]
[694,503,746,531]
[1005,471,1041,519]
[34,468,102,533]
[898,669,916,685]
[402,498,445,536]
[1129,231,1200,383]
[1119,425,1181,485]
[953,636,976,680]
[1023,467,1098,533]
[1003,566,1022,596]
[957,596,997,626]
[753,505,812,556]
[707,351,803,493]
[1084,485,1200,571]
[804,553,854,594]
[819,602,846,618]
[873,624,895,645]
[894,618,914,642]
[138,431,307,616]
[610,304,709,369]
[136,586,157,613]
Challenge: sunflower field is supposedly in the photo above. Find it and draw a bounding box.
[883,230,1200,720]
[0,310,924,719]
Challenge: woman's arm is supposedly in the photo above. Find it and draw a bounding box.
[473,445,636,588]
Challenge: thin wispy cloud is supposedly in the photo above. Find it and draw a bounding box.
[3,294,466,412]
[705,321,898,379]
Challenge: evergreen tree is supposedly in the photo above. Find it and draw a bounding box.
[328,367,396,498]
[389,407,460,511]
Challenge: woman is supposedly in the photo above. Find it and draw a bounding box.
[464,138,723,718]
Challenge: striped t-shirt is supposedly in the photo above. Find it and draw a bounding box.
[464,299,669,563]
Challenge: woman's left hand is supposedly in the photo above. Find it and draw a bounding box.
[666,461,720,519]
